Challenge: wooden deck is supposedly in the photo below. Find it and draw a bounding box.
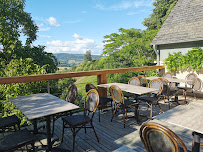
[7,96,203,152]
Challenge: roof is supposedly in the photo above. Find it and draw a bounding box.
[151,0,203,45]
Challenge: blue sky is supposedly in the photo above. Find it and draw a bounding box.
[24,0,154,55]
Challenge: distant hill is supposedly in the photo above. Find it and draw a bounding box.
[54,53,101,67]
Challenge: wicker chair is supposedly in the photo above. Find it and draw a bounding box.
[159,78,177,109]
[123,77,141,99]
[163,72,174,78]
[52,84,77,135]
[139,79,163,119]
[61,89,100,152]
[137,75,148,87]
[140,122,190,152]
[110,85,139,128]
[178,73,197,102]
[0,128,36,152]
[85,83,113,122]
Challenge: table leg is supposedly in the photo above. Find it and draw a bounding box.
[174,82,179,102]
[33,119,38,134]
[135,95,139,122]
[46,116,52,151]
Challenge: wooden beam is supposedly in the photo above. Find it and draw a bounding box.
[97,74,107,97]
[0,65,165,84]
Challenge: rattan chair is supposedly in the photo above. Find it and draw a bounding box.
[137,75,148,87]
[61,89,100,152]
[52,84,77,135]
[110,85,139,128]
[190,78,202,100]
[85,83,113,122]
[140,122,190,152]
[178,73,197,102]
[139,79,163,119]
[163,72,174,78]
[159,78,177,109]
[123,77,141,99]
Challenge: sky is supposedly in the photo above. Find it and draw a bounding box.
[24,0,154,55]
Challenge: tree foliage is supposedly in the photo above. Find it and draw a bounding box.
[164,48,203,72]
[84,50,92,62]
[0,0,58,72]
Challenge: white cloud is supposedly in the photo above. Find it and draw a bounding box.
[95,0,153,11]
[45,34,103,55]
[47,17,60,27]
[37,23,50,31]
[39,35,52,38]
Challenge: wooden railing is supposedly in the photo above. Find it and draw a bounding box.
[0,65,165,97]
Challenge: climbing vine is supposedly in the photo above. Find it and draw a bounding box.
[164,47,203,72]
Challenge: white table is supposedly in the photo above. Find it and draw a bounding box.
[98,83,158,121]
[10,93,79,151]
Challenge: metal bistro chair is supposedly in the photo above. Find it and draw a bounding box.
[110,85,139,128]
[123,77,141,99]
[52,84,77,135]
[178,73,197,102]
[139,79,163,119]
[140,122,190,152]
[137,75,148,87]
[163,72,174,78]
[159,78,177,109]
[0,115,21,133]
[85,83,113,122]
[61,89,100,152]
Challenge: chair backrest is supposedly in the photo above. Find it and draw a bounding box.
[148,79,163,95]
[137,75,148,87]
[109,85,124,106]
[163,72,174,78]
[158,78,170,93]
[140,122,188,152]
[66,84,77,103]
[84,89,99,119]
[193,78,202,91]
[128,77,140,86]
[185,73,197,87]
[85,83,96,92]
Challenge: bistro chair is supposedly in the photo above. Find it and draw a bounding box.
[85,83,113,122]
[123,77,141,99]
[0,128,36,152]
[192,131,202,152]
[178,73,197,102]
[140,122,189,152]
[192,78,202,100]
[139,79,163,119]
[61,89,100,152]
[137,75,148,87]
[52,84,78,135]
[159,78,177,109]
[0,115,21,133]
[110,85,139,128]
[163,72,174,78]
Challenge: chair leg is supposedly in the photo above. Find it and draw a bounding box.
[31,142,35,152]
[122,108,126,128]
[84,124,86,133]
[150,104,153,119]
[61,121,65,143]
[99,109,101,122]
[91,122,99,142]
[111,109,117,122]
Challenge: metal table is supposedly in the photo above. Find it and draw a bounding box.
[98,83,158,121]
[10,93,79,151]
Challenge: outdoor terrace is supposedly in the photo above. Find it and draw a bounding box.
[0,65,203,152]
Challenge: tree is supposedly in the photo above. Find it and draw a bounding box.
[0,0,58,72]
[84,50,92,62]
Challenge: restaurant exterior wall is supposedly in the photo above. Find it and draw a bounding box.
[158,41,203,91]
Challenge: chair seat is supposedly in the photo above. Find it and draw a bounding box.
[0,115,21,129]
[0,129,36,152]
[139,95,158,103]
[99,97,112,104]
[178,86,193,91]
[62,115,91,127]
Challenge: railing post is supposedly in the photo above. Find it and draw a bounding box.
[47,80,50,94]
[97,74,107,98]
